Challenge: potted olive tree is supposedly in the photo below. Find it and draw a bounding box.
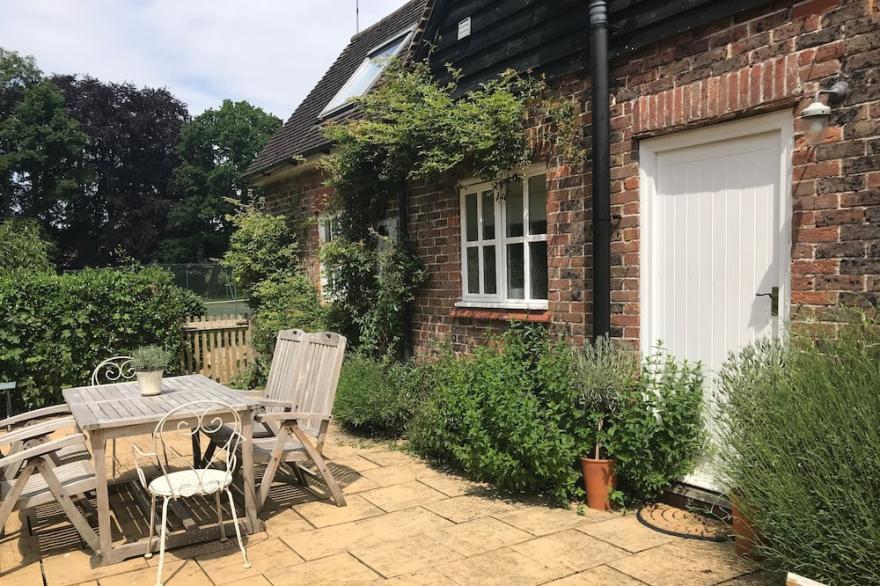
[577,336,639,511]
[131,345,172,396]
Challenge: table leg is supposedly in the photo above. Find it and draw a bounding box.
[240,416,260,532]
[90,430,113,566]
[191,433,202,468]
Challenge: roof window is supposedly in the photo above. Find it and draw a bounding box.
[319,28,413,118]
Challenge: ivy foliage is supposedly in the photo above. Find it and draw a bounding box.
[321,61,570,357]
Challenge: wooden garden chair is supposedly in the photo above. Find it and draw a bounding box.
[204,330,348,509]
[0,386,89,482]
[0,422,99,551]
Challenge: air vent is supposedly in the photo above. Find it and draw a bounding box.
[458,17,471,40]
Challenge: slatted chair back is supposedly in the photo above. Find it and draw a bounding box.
[91,356,135,386]
[262,329,306,414]
[286,332,347,437]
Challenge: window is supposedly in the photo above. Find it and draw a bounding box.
[317,214,340,297]
[319,29,413,118]
[459,169,549,309]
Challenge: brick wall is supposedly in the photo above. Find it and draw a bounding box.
[261,0,879,355]
[262,166,333,288]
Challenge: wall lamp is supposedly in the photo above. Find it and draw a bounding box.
[801,80,849,143]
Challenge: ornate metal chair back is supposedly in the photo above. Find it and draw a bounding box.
[149,399,241,496]
[91,356,135,386]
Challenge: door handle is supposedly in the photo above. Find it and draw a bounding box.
[756,286,779,317]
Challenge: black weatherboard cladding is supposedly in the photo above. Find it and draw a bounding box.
[245,0,428,178]
[247,0,774,177]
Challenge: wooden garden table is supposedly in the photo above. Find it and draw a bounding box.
[63,374,263,567]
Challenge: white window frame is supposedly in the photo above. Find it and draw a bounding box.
[317,213,340,298]
[319,27,415,119]
[456,165,549,310]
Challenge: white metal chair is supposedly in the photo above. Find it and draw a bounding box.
[92,356,135,478]
[132,399,250,586]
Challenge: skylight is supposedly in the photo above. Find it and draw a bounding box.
[319,29,413,118]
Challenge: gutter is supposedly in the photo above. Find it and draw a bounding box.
[589,0,612,340]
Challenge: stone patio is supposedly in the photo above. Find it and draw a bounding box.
[0,425,775,585]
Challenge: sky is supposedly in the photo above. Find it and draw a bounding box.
[0,0,409,120]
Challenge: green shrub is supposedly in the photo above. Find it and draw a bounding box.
[251,273,326,357]
[716,315,880,584]
[0,218,55,274]
[606,347,704,503]
[409,325,588,504]
[0,266,202,408]
[334,354,433,437]
[221,203,299,307]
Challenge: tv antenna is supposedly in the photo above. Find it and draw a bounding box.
[356,0,360,33]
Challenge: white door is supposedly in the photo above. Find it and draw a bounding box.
[640,111,793,491]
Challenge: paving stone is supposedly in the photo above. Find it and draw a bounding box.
[329,454,382,472]
[99,560,212,586]
[144,532,272,567]
[195,536,303,585]
[293,494,384,527]
[0,561,45,586]
[428,516,532,557]
[384,569,459,584]
[424,495,517,523]
[545,565,645,585]
[512,529,630,574]
[579,514,675,552]
[350,533,462,578]
[496,506,615,536]
[42,548,148,586]
[437,547,562,586]
[417,473,488,498]
[264,507,315,537]
[717,570,780,585]
[360,481,448,512]
[361,450,422,467]
[283,506,453,561]
[227,576,273,586]
[264,552,381,585]
[359,464,436,487]
[609,540,755,586]
[340,473,382,494]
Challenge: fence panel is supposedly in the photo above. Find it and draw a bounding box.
[180,314,254,384]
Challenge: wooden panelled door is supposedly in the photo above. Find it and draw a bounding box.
[640,111,793,491]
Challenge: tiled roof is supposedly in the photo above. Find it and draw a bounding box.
[244,0,429,179]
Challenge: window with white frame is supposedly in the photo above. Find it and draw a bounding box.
[317,214,339,297]
[459,168,549,309]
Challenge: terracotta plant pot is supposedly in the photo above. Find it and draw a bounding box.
[136,370,163,396]
[580,456,616,511]
[731,500,758,559]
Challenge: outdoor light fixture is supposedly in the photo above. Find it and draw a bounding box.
[801,80,849,143]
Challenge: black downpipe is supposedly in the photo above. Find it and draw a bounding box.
[397,189,413,359]
[589,0,612,340]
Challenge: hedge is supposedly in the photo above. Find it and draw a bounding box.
[0,266,203,408]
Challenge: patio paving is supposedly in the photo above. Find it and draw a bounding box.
[0,424,774,585]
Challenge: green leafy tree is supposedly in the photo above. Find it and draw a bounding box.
[0,80,86,226]
[51,75,189,266]
[0,48,42,121]
[0,218,55,273]
[162,100,281,262]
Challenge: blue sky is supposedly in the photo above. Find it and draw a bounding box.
[0,0,409,119]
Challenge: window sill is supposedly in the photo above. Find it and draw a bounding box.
[449,306,551,323]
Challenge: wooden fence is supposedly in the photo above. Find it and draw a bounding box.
[180,314,254,384]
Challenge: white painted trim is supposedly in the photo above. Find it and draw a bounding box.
[454,300,549,310]
[639,110,794,358]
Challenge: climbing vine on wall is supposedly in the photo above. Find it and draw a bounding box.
[321,60,582,358]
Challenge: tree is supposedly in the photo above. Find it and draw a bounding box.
[0,48,42,121]
[0,218,55,273]
[51,75,189,266]
[161,100,280,262]
[0,80,86,226]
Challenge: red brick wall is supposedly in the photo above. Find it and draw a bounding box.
[262,0,879,354]
[262,166,333,289]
